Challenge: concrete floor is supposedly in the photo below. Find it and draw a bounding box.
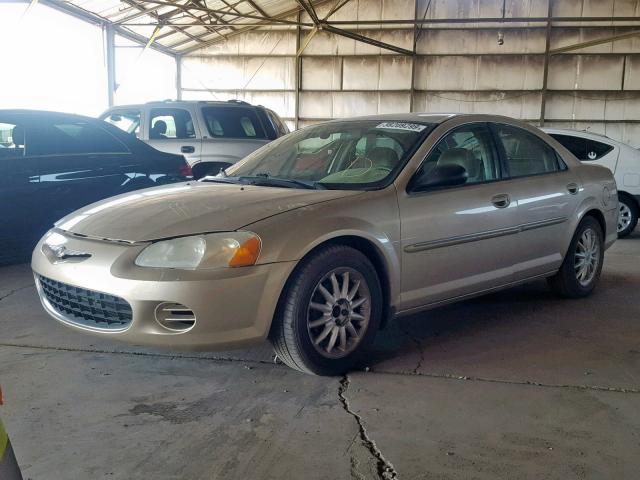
[1,232,639,480]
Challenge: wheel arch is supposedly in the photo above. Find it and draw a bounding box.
[581,208,606,237]
[272,234,395,331]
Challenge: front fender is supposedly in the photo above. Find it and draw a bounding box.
[245,188,403,305]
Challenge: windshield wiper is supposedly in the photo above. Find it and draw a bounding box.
[199,176,242,184]
[240,175,324,190]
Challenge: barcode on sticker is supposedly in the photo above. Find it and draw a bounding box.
[376,122,427,132]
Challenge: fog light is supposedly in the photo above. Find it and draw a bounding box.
[155,302,196,332]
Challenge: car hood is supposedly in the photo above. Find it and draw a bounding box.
[55,181,361,242]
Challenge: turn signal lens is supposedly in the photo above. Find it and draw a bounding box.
[228,236,261,267]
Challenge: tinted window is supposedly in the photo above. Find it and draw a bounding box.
[26,120,129,156]
[149,108,195,140]
[494,124,563,177]
[416,124,500,186]
[0,122,25,158]
[202,106,267,139]
[103,110,141,138]
[267,110,289,137]
[550,133,613,161]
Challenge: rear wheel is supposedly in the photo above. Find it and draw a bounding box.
[270,245,382,375]
[547,216,604,298]
[617,193,638,238]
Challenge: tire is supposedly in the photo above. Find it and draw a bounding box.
[617,193,639,238]
[547,216,604,298]
[270,245,383,375]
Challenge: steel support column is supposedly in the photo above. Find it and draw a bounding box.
[176,54,183,100]
[105,24,116,107]
[538,1,552,127]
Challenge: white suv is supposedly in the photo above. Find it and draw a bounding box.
[544,128,640,237]
[100,100,289,178]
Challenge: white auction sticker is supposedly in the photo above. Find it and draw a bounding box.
[375,122,427,132]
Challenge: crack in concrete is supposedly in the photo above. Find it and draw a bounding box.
[338,375,399,480]
[0,284,34,302]
[3,343,639,395]
[397,322,424,375]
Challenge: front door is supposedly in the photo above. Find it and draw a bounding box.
[397,123,519,310]
[146,107,201,165]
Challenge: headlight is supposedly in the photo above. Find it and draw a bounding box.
[135,232,261,269]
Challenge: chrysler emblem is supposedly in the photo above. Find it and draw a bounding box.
[46,244,92,262]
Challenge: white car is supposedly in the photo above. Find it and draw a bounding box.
[543,128,640,237]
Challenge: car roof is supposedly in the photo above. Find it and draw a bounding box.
[323,113,525,125]
[103,100,265,109]
[541,127,614,141]
[0,109,96,121]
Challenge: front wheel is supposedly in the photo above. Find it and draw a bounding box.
[270,245,382,375]
[617,193,638,238]
[547,216,604,298]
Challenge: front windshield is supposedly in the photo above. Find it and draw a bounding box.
[222,120,434,189]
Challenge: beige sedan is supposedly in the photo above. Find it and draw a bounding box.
[32,114,618,375]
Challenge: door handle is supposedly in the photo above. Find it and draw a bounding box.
[491,194,511,209]
[181,146,195,154]
[566,182,579,195]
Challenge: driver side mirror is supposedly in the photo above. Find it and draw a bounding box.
[410,164,468,192]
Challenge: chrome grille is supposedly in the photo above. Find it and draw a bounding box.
[37,275,132,330]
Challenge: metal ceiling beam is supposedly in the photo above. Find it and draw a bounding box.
[322,24,415,55]
[139,0,304,25]
[39,0,178,56]
[327,16,640,25]
[179,0,336,54]
[120,0,207,45]
[549,29,640,54]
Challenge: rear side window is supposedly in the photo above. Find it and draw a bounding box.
[201,106,267,139]
[493,124,564,177]
[149,108,196,140]
[27,120,129,156]
[0,122,25,158]
[267,110,289,137]
[103,110,141,138]
[550,133,614,161]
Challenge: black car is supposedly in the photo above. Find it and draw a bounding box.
[0,110,190,265]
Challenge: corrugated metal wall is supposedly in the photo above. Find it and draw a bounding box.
[180,0,640,146]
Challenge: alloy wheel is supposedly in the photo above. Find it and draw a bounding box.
[307,268,371,359]
[618,202,632,233]
[574,228,600,287]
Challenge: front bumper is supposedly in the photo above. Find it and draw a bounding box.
[31,230,296,350]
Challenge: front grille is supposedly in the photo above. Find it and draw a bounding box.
[37,275,132,330]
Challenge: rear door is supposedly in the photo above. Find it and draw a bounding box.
[31,117,133,227]
[491,123,581,279]
[146,107,201,165]
[198,105,271,165]
[0,117,41,261]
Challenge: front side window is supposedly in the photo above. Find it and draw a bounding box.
[102,110,141,138]
[415,124,500,186]
[202,106,267,139]
[222,120,434,189]
[149,108,195,140]
[494,124,563,177]
[0,122,25,158]
[550,133,613,161]
[27,120,128,156]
